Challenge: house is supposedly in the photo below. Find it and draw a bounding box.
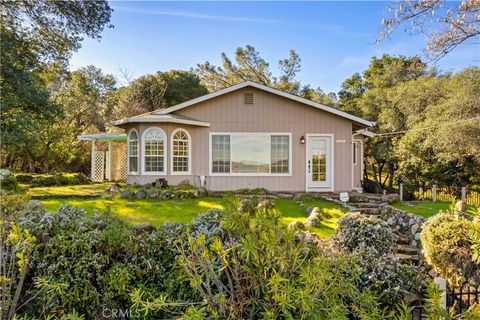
[79,81,374,193]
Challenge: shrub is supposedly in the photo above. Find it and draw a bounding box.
[15,174,34,184]
[29,173,92,187]
[332,213,421,306]
[0,169,18,191]
[132,207,396,319]
[421,211,480,286]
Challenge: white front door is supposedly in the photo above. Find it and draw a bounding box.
[306,135,332,190]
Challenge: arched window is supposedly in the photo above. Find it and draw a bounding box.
[127,129,139,174]
[171,129,191,174]
[142,127,166,174]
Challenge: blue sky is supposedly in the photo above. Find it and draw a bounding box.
[70,1,479,93]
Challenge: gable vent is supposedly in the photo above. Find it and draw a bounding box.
[244,92,254,105]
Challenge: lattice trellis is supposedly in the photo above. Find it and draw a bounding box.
[118,144,127,181]
[93,151,105,181]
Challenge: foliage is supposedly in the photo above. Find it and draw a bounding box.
[380,1,480,60]
[0,194,36,320]
[332,213,421,306]
[1,169,18,191]
[29,173,92,187]
[165,207,394,319]
[0,0,112,173]
[421,211,480,286]
[469,219,480,265]
[196,45,336,106]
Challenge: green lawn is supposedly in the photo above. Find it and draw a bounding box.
[36,184,346,238]
[28,183,120,198]
[391,201,454,218]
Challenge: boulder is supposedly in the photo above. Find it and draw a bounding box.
[196,187,208,197]
[179,179,190,185]
[288,221,306,232]
[304,207,323,227]
[132,223,156,234]
[257,199,274,210]
[102,193,114,199]
[147,188,159,198]
[454,200,466,213]
[159,190,173,200]
[154,178,168,189]
[381,193,400,203]
[109,184,121,195]
[120,189,134,199]
[175,190,195,199]
[238,199,254,213]
[348,193,369,203]
[135,189,147,199]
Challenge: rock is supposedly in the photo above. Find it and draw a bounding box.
[238,199,254,213]
[381,193,400,203]
[305,207,323,227]
[159,190,173,199]
[120,189,134,199]
[257,199,274,210]
[174,190,195,199]
[387,217,395,225]
[102,193,114,199]
[109,184,121,195]
[196,187,208,197]
[288,221,306,232]
[349,193,369,203]
[135,189,147,199]
[306,206,316,216]
[414,233,421,241]
[179,179,190,185]
[454,200,466,213]
[411,224,420,235]
[147,188,159,198]
[154,178,168,189]
[132,223,156,234]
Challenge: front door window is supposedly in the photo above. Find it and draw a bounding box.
[307,136,331,189]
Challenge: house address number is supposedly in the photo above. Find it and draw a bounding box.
[335,139,346,143]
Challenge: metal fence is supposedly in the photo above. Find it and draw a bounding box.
[400,184,480,207]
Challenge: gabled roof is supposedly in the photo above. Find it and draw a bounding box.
[154,81,374,127]
[111,113,210,127]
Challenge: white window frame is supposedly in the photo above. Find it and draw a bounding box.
[141,126,167,176]
[127,129,139,175]
[170,128,192,175]
[352,141,358,165]
[208,132,292,177]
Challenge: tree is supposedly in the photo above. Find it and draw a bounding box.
[114,70,208,118]
[0,0,113,172]
[380,0,480,60]
[337,55,429,192]
[196,45,336,106]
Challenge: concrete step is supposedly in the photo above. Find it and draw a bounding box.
[397,244,419,255]
[351,207,380,214]
[395,235,411,245]
[347,202,382,208]
[393,253,419,262]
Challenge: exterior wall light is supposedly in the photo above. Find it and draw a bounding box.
[300,136,305,144]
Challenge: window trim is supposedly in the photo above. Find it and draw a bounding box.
[127,129,139,175]
[208,132,292,177]
[141,126,167,176]
[170,128,192,175]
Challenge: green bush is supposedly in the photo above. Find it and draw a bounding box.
[133,207,400,319]
[15,173,34,183]
[29,173,92,187]
[421,211,480,286]
[332,213,421,306]
[0,169,18,190]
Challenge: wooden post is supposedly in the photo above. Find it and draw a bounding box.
[434,277,448,309]
[432,184,437,202]
[399,183,404,202]
[461,187,467,203]
[91,140,96,180]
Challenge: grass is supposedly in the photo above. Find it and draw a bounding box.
[35,184,346,238]
[391,201,460,218]
[28,183,120,198]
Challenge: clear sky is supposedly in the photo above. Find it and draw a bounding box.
[69,1,479,93]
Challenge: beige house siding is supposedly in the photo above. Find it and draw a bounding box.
[125,87,358,192]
